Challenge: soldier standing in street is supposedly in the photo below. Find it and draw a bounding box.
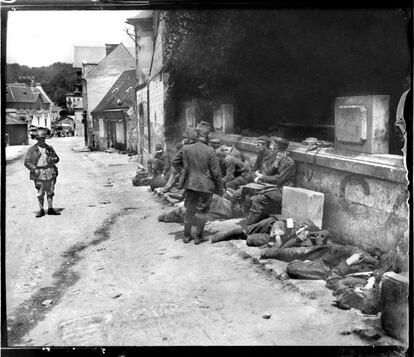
[172,121,224,244]
[24,127,60,217]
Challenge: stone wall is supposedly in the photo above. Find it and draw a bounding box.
[209,133,408,253]
[148,74,165,153]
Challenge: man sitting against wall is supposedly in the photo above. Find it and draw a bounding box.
[222,148,253,191]
[253,136,273,172]
[147,143,171,191]
[245,137,296,225]
[226,136,276,207]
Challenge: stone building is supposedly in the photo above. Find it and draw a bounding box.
[127,9,410,254]
[91,69,138,152]
[65,90,82,115]
[126,11,156,162]
[72,44,135,147]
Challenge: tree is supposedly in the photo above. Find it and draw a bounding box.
[6,62,77,107]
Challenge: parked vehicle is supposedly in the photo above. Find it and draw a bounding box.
[52,124,74,137]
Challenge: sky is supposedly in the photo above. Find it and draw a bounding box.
[6,10,142,67]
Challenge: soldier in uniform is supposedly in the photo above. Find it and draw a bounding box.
[161,129,196,194]
[222,150,252,191]
[208,137,222,149]
[253,136,273,172]
[246,137,296,225]
[172,121,224,244]
[147,143,170,179]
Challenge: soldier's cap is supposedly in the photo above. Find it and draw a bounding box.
[155,143,163,152]
[35,127,50,139]
[208,138,221,145]
[257,136,271,143]
[195,121,211,133]
[273,137,290,147]
[182,128,196,139]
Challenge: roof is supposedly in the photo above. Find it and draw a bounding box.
[73,46,107,68]
[73,45,135,68]
[85,43,135,79]
[6,112,27,125]
[6,83,36,103]
[6,83,51,104]
[35,85,53,104]
[91,69,137,114]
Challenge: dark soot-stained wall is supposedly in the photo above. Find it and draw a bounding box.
[222,9,410,153]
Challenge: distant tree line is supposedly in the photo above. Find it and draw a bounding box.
[6,62,77,107]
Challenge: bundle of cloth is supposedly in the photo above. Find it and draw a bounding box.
[158,194,242,224]
[244,216,331,248]
[208,215,331,248]
[260,233,408,315]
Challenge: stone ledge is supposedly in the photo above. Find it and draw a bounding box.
[210,133,407,184]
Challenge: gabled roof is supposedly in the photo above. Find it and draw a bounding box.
[35,85,53,104]
[32,92,40,102]
[6,112,27,125]
[6,83,52,104]
[91,69,137,114]
[73,46,107,68]
[85,43,135,79]
[73,45,135,69]
[6,83,36,103]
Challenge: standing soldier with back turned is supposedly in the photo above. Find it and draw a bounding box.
[172,121,224,244]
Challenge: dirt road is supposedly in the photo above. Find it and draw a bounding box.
[5,137,381,346]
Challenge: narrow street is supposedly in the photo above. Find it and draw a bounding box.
[6,137,379,346]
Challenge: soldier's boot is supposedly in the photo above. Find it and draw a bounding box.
[194,220,208,245]
[183,223,192,243]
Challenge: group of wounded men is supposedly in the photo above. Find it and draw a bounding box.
[139,120,408,316]
[144,120,295,243]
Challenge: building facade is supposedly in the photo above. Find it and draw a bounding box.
[91,69,138,152]
[6,110,28,145]
[6,82,53,129]
[81,43,135,149]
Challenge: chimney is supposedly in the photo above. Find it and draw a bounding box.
[105,44,118,56]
